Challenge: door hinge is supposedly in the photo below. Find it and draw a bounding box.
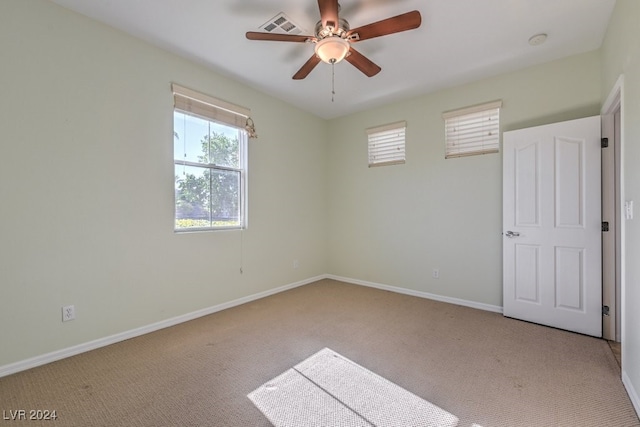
[602,305,610,317]
[602,222,610,232]
[601,137,609,148]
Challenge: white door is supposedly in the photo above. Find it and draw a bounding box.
[503,116,602,337]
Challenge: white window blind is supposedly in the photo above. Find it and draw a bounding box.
[367,121,406,167]
[172,83,251,131]
[442,100,502,158]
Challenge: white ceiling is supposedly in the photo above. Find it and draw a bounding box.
[48,0,616,119]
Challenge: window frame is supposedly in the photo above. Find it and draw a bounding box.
[172,84,250,232]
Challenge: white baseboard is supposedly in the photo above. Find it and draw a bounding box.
[0,275,323,379]
[623,370,640,418]
[325,275,504,314]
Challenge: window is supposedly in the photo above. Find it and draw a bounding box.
[443,100,502,158]
[172,84,250,231]
[367,121,406,167]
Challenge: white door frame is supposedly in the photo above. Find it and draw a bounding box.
[601,97,619,341]
[601,75,625,346]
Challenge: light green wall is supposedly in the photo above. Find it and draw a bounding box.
[326,51,602,307]
[0,0,327,366]
[601,0,640,411]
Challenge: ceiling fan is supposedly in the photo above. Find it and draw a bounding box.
[246,0,422,80]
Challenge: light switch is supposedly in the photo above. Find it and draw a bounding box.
[625,200,634,220]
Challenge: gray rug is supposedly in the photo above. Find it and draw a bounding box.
[248,348,459,427]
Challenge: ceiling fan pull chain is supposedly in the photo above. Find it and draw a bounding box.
[331,59,336,102]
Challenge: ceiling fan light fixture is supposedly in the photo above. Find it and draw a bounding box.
[314,37,350,64]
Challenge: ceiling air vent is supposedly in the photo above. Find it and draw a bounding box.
[259,12,303,35]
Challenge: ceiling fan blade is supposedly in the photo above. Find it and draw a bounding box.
[318,0,340,29]
[345,47,381,77]
[293,55,322,80]
[347,10,422,42]
[246,32,315,43]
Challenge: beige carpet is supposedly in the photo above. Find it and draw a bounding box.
[0,279,638,427]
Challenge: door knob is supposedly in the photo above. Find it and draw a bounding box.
[505,231,520,237]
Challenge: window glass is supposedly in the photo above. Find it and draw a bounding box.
[174,111,246,231]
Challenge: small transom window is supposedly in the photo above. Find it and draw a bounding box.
[367,121,406,167]
[443,100,502,158]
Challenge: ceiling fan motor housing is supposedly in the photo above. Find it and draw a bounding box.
[315,18,350,39]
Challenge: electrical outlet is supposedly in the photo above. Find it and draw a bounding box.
[432,269,440,279]
[62,305,75,322]
[293,259,299,270]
